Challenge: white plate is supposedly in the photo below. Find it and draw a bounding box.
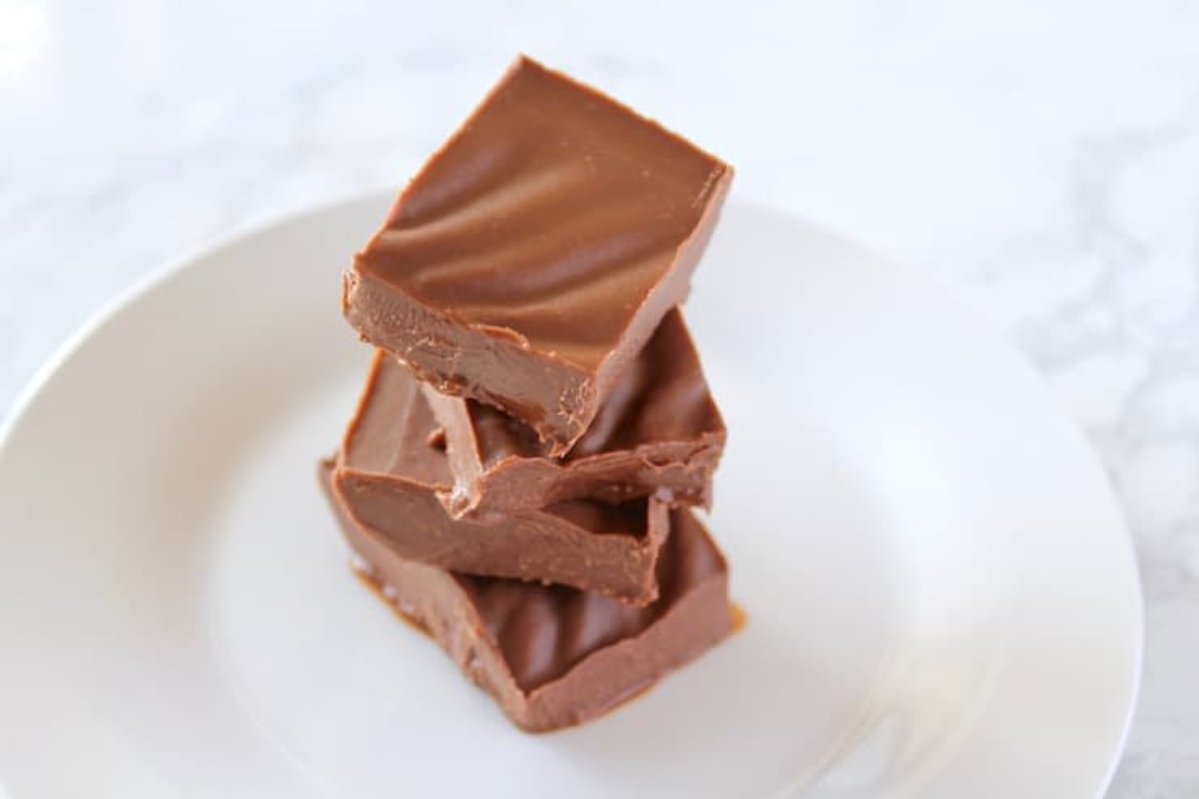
[0,196,1141,799]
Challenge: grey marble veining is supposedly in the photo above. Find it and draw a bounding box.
[1,1,1197,795]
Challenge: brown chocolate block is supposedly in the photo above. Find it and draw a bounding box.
[342,55,733,455]
[320,460,732,732]
[333,350,669,605]
[423,309,726,519]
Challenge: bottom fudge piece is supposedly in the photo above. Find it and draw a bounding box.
[320,460,733,733]
[334,347,669,604]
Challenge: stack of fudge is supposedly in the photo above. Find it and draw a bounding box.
[320,56,735,732]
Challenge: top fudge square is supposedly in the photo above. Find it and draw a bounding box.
[342,55,732,456]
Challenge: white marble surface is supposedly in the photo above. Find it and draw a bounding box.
[1,1,1196,795]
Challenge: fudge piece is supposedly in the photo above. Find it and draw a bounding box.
[342,55,732,455]
[423,309,726,519]
[333,350,669,605]
[320,460,732,732]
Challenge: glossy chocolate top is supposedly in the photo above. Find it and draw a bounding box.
[354,55,731,372]
[462,508,725,692]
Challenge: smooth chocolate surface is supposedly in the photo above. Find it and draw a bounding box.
[424,309,726,519]
[333,349,670,604]
[342,55,732,455]
[320,460,732,732]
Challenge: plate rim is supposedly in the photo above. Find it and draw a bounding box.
[0,189,397,444]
